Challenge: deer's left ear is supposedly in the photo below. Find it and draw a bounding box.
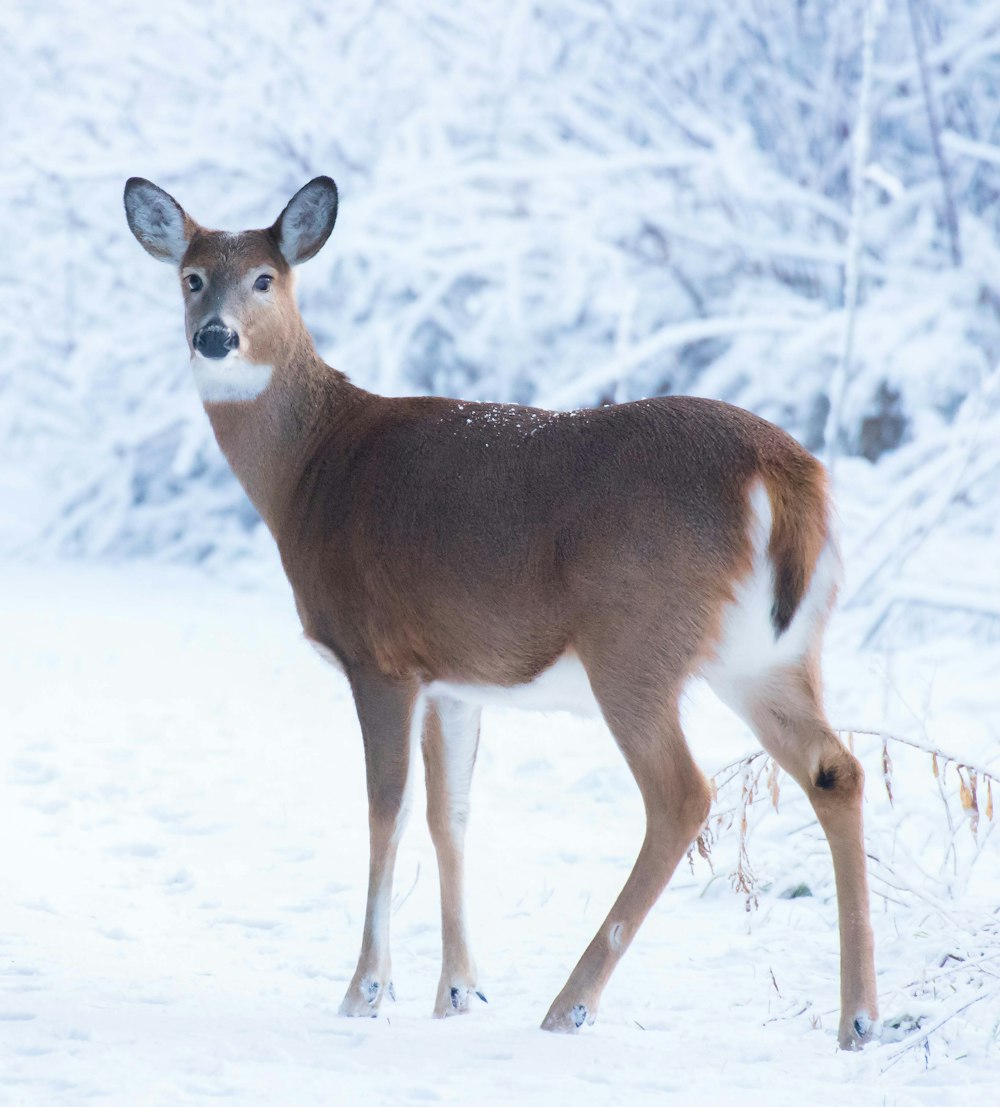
[124,178,198,264]
[272,176,339,266]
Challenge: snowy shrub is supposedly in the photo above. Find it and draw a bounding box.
[2,0,998,600]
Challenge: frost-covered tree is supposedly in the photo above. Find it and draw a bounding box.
[2,0,998,576]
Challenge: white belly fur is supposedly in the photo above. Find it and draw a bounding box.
[429,651,602,718]
[312,482,836,726]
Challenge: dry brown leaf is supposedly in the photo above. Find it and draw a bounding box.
[987,780,994,822]
[970,772,979,836]
[768,761,780,812]
[932,751,939,779]
[882,740,894,806]
[959,770,973,811]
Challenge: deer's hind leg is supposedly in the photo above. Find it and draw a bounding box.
[541,651,712,1032]
[719,662,879,1050]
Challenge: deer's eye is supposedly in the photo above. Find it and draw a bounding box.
[186,274,203,293]
[254,274,273,293]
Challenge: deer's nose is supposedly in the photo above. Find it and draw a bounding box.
[193,319,239,359]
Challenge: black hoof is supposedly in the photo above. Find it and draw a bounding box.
[853,1014,876,1041]
[476,990,488,1004]
[572,1004,588,1029]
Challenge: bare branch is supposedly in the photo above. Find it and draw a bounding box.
[906,0,963,266]
[825,0,883,471]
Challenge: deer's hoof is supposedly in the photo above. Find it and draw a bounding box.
[541,1000,593,1033]
[339,976,391,1017]
[839,1011,880,1050]
[433,981,487,1018]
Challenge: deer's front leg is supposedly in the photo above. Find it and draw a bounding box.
[339,670,423,1018]
[423,696,483,1017]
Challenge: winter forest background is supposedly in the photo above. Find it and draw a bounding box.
[1,1,999,1103]
[3,0,998,576]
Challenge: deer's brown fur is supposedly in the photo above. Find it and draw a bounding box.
[124,175,878,1049]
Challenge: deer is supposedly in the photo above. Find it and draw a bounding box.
[123,175,879,1050]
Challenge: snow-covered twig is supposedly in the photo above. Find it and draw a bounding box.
[879,986,1000,1071]
[824,0,882,471]
[942,129,1000,168]
[834,726,1000,789]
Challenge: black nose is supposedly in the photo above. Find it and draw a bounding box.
[193,320,239,359]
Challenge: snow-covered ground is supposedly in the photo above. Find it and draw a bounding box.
[4,0,999,1101]
[1,558,997,1106]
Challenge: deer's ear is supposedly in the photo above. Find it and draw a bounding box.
[124,178,197,264]
[271,176,338,266]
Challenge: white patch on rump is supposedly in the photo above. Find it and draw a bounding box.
[191,352,273,404]
[701,480,841,714]
[429,651,602,718]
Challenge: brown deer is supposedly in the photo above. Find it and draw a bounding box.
[123,175,878,1049]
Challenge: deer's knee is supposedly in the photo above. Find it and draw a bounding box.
[688,772,713,829]
[640,763,711,847]
[810,745,864,814]
[666,770,713,836]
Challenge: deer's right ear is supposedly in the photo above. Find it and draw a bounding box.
[123,178,197,264]
[272,176,339,266]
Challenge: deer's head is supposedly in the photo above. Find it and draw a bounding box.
[124,177,338,402]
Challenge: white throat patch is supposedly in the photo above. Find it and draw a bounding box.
[191,353,273,404]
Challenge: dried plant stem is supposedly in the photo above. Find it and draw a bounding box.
[703,725,997,908]
[879,986,999,1072]
[834,725,1000,787]
[712,730,999,805]
[900,949,1000,993]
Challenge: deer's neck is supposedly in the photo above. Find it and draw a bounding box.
[200,332,365,536]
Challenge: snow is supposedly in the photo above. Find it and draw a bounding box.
[4,0,1000,563]
[1,561,997,1105]
[3,0,1000,1101]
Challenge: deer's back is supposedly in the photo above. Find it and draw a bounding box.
[284,393,827,683]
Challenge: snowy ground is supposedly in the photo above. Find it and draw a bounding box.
[1,559,998,1106]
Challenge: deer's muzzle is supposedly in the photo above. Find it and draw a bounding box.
[193,319,239,359]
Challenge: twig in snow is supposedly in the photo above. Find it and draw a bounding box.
[879,986,999,1072]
